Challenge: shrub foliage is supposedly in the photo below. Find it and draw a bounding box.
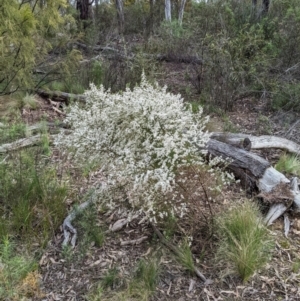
[55,75,231,221]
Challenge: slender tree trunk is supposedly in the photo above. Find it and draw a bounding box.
[165,0,171,22]
[115,0,125,34]
[76,0,90,21]
[95,0,99,19]
[147,0,154,36]
[262,0,270,14]
[178,0,187,26]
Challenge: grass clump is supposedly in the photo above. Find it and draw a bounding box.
[176,238,195,275]
[0,121,27,144]
[0,237,39,300]
[133,258,160,293]
[275,153,300,176]
[0,150,69,248]
[216,201,273,283]
[87,257,160,301]
[18,94,39,110]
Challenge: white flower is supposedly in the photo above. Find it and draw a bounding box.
[54,73,223,221]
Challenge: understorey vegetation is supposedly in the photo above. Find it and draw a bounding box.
[1,0,300,300]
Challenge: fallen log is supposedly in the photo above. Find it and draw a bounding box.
[207,139,271,178]
[207,138,299,229]
[0,121,72,154]
[72,42,204,65]
[0,135,48,153]
[36,89,86,104]
[210,132,300,155]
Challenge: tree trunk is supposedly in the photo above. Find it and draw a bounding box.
[115,0,125,34]
[262,0,270,14]
[178,0,187,26]
[77,0,90,21]
[147,0,154,35]
[165,0,171,22]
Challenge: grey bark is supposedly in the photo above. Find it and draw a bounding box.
[178,0,187,26]
[165,0,171,22]
[36,89,86,104]
[210,132,300,155]
[207,139,270,179]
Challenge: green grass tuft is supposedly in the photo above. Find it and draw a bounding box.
[275,153,300,176]
[87,257,160,301]
[0,237,38,299]
[216,201,273,282]
[101,267,120,289]
[134,258,160,292]
[0,149,69,248]
[176,238,195,275]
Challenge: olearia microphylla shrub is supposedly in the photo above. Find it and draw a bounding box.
[55,74,232,222]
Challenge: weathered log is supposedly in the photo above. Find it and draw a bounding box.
[210,132,300,155]
[36,89,86,104]
[0,127,71,153]
[207,138,299,228]
[207,139,270,179]
[0,135,48,153]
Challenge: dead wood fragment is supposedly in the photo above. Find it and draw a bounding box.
[150,222,208,283]
[290,177,300,211]
[264,203,288,226]
[109,214,139,232]
[120,236,148,246]
[284,214,290,237]
[262,176,300,226]
[62,194,96,247]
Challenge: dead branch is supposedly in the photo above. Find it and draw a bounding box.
[150,222,208,283]
[120,236,148,246]
[62,195,96,247]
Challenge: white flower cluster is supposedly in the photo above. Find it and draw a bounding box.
[55,74,211,219]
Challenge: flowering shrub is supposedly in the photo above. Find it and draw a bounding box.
[55,75,228,220]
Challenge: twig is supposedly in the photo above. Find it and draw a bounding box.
[150,222,207,282]
[52,106,66,116]
[120,236,148,246]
